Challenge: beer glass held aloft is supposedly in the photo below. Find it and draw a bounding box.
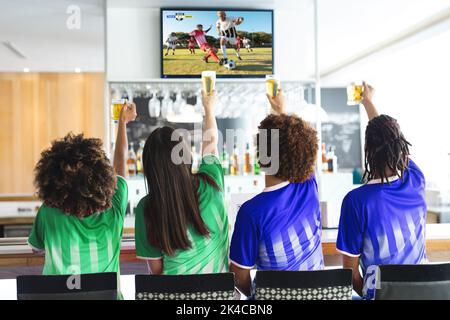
[201,71,216,96]
[265,75,280,98]
[347,81,364,105]
[111,99,127,123]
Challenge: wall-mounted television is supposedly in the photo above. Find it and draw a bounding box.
[161,8,274,78]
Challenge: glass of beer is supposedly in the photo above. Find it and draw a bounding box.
[201,71,216,96]
[347,82,364,105]
[111,99,127,123]
[266,75,280,98]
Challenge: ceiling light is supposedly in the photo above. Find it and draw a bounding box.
[3,41,27,59]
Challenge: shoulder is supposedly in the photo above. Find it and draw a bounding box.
[116,175,127,190]
[343,183,382,208]
[198,154,223,186]
[238,192,270,220]
[136,195,149,213]
[406,158,425,179]
[37,204,64,218]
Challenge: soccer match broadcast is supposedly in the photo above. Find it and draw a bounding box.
[161,9,274,78]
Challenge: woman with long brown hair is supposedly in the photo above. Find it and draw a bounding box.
[134,90,229,274]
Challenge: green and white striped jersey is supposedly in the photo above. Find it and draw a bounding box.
[28,176,128,276]
[135,155,229,274]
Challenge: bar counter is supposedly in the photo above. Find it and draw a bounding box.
[1,223,450,267]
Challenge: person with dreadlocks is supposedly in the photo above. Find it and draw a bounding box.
[336,82,426,300]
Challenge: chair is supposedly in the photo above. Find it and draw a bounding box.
[372,263,450,300]
[135,273,236,300]
[16,272,118,300]
[254,269,353,300]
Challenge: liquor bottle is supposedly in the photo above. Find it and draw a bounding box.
[192,146,199,173]
[327,146,338,173]
[136,140,145,175]
[321,143,328,172]
[127,142,137,177]
[221,143,230,175]
[253,149,261,175]
[243,142,251,175]
[230,141,239,176]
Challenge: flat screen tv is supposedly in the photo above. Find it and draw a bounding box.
[161,8,274,78]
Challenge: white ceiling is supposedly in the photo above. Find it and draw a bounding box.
[107,0,309,9]
[0,0,104,72]
[318,0,450,75]
[0,0,448,74]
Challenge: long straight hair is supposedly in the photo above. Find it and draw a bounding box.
[142,126,219,256]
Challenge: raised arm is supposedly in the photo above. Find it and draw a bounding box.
[205,25,212,34]
[266,89,286,115]
[201,90,219,157]
[113,102,137,177]
[362,81,379,120]
[234,17,244,26]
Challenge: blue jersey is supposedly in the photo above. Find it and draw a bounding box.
[337,159,427,298]
[230,177,324,272]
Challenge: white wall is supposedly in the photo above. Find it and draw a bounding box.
[322,27,450,190]
[107,7,160,79]
[106,2,315,80]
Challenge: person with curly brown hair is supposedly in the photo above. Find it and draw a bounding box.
[230,90,323,297]
[28,103,137,283]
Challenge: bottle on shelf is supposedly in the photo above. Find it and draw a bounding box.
[321,143,328,172]
[243,142,251,175]
[221,142,230,175]
[192,145,199,173]
[253,152,261,175]
[230,140,239,176]
[136,140,145,175]
[253,136,260,175]
[326,146,338,173]
[127,142,137,177]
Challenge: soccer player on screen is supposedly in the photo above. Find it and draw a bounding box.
[187,36,196,54]
[242,37,253,52]
[165,32,178,56]
[235,35,241,53]
[189,24,221,64]
[216,11,244,63]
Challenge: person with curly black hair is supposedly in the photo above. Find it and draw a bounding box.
[336,82,427,299]
[28,103,137,286]
[230,90,323,297]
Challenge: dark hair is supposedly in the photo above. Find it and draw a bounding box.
[258,114,318,183]
[34,133,116,218]
[142,126,219,256]
[363,114,411,183]
[197,24,203,28]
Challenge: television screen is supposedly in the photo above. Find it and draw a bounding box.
[161,9,274,78]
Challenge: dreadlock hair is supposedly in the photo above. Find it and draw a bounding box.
[363,114,411,184]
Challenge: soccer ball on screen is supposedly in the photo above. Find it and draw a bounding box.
[225,60,236,70]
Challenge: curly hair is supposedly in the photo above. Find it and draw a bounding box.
[258,114,318,183]
[34,133,116,218]
[363,114,411,183]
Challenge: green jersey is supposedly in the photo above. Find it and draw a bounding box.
[28,176,128,275]
[135,155,229,274]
